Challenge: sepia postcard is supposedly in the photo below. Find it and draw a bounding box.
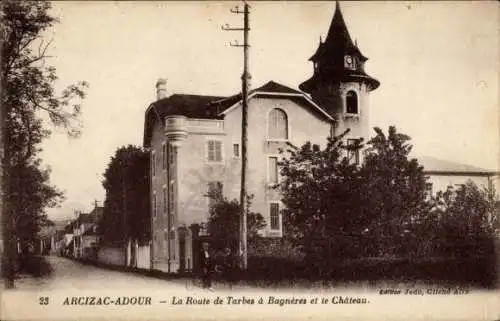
[1,1,499,320]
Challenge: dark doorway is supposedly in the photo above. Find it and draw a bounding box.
[178,228,186,273]
[130,240,137,267]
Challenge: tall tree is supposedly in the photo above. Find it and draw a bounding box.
[99,145,150,247]
[279,126,432,261]
[278,129,366,261]
[1,1,88,288]
[359,126,431,256]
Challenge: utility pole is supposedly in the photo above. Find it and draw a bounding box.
[222,1,251,270]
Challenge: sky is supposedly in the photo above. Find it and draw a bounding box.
[40,1,499,221]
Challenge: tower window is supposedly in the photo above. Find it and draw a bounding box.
[346,91,358,115]
[268,108,288,140]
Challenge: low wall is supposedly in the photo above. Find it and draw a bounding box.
[98,246,125,266]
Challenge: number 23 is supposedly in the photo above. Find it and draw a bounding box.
[39,297,49,305]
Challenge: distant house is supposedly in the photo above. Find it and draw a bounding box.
[61,221,75,256]
[73,206,103,259]
[49,220,73,255]
[418,156,500,197]
[37,224,57,255]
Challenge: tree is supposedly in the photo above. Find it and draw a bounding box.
[279,126,433,261]
[10,159,62,245]
[206,182,266,253]
[430,181,498,257]
[278,129,366,261]
[99,145,150,247]
[1,1,88,287]
[358,126,432,256]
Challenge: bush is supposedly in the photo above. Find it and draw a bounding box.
[242,254,497,288]
[18,255,53,277]
[246,256,307,281]
[206,185,266,253]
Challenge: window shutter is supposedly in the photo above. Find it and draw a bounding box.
[268,157,278,184]
[215,141,222,161]
[270,203,280,230]
[207,140,215,161]
[269,109,288,139]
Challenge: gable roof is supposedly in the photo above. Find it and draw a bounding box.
[418,156,499,176]
[255,81,303,94]
[218,82,334,121]
[143,81,332,147]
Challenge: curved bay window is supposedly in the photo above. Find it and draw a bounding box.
[346,91,358,115]
[268,108,288,140]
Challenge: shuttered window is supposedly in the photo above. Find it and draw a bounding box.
[268,108,288,139]
[270,203,280,230]
[207,140,223,162]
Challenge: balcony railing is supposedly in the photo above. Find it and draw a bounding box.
[187,119,224,134]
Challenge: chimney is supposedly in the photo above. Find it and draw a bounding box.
[156,78,167,100]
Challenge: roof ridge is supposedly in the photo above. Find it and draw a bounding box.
[169,93,224,99]
[418,156,498,173]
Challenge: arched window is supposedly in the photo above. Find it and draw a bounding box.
[268,108,288,139]
[346,91,358,114]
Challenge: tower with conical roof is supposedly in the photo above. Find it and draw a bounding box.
[300,1,379,141]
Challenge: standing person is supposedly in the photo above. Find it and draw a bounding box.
[199,242,213,291]
[222,247,236,287]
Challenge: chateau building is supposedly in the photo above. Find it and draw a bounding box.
[142,2,379,273]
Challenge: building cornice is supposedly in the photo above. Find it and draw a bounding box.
[424,171,500,177]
